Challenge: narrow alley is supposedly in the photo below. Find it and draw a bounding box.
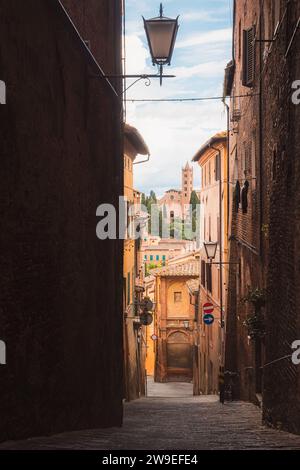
[1,0,300,460]
[1,381,300,451]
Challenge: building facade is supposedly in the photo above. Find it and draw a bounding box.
[192,132,229,394]
[144,275,156,377]
[123,124,150,401]
[0,0,123,441]
[141,237,195,273]
[153,258,199,382]
[225,0,300,434]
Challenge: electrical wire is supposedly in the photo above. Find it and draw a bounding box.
[125,93,258,103]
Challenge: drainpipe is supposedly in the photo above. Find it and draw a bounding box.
[133,154,150,165]
[259,0,263,259]
[225,104,230,234]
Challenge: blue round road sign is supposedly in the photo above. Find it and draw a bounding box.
[203,313,214,325]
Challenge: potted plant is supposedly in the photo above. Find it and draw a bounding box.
[241,286,266,309]
[241,287,266,339]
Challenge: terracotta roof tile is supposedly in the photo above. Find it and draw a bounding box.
[153,259,199,278]
[186,279,200,293]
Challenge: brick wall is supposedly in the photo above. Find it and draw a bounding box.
[226,0,300,433]
[261,0,300,434]
[0,0,123,441]
[225,0,264,404]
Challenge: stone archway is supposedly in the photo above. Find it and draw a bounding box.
[166,331,192,381]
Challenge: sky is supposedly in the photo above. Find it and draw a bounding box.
[125,0,233,197]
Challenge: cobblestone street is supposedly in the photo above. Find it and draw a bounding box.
[1,381,300,450]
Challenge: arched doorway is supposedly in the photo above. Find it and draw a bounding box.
[167,331,192,381]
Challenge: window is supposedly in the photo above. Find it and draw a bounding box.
[234,148,238,180]
[206,263,212,293]
[162,255,166,261]
[150,255,154,261]
[127,272,131,305]
[273,1,280,36]
[252,137,256,189]
[208,162,211,184]
[242,26,255,87]
[272,145,278,181]
[144,255,147,261]
[238,20,242,59]
[0,80,6,104]
[156,255,159,261]
[174,292,182,303]
[215,153,221,181]
[242,142,252,177]
[201,260,206,287]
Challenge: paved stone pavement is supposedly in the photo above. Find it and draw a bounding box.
[1,380,300,450]
[147,377,193,398]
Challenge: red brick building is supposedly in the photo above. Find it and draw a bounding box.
[225,0,300,434]
[0,0,123,441]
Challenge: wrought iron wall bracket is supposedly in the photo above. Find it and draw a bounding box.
[255,39,275,43]
[89,74,176,95]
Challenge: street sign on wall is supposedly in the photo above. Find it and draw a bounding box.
[203,302,214,315]
[203,313,215,325]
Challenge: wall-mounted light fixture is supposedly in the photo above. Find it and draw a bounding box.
[143,3,179,85]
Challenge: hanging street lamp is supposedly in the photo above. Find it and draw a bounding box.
[204,241,218,262]
[143,3,179,86]
[91,3,179,94]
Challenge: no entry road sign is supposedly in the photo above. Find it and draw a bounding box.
[203,302,214,314]
[203,313,214,325]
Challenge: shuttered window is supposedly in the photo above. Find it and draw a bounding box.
[215,153,221,181]
[201,260,206,287]
[206,263,212,293]
[127,272,131,306]
[242,27,255,87]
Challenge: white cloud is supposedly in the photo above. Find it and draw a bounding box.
[129,98,227,195]
[124,9,231,196]
[181,10,223,22]
[177,28,232,49]
[172,60,228,79]
[125,35,149,74]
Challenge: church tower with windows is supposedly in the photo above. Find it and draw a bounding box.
[181,162,193,214]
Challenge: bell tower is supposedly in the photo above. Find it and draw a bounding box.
[182,162,193,211]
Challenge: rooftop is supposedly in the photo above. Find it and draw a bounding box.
[192,131,227,163]
[124,123,150,156]
[152,259,200,278]
[186,278,200,294]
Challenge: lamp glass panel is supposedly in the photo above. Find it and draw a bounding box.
[146,21,176,60]
[205,242,218,259]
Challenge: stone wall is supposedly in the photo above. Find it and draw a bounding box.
[0,0,123,441]
[225,0,264,404]
[261,0,300,434]
[226,0,300,433]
